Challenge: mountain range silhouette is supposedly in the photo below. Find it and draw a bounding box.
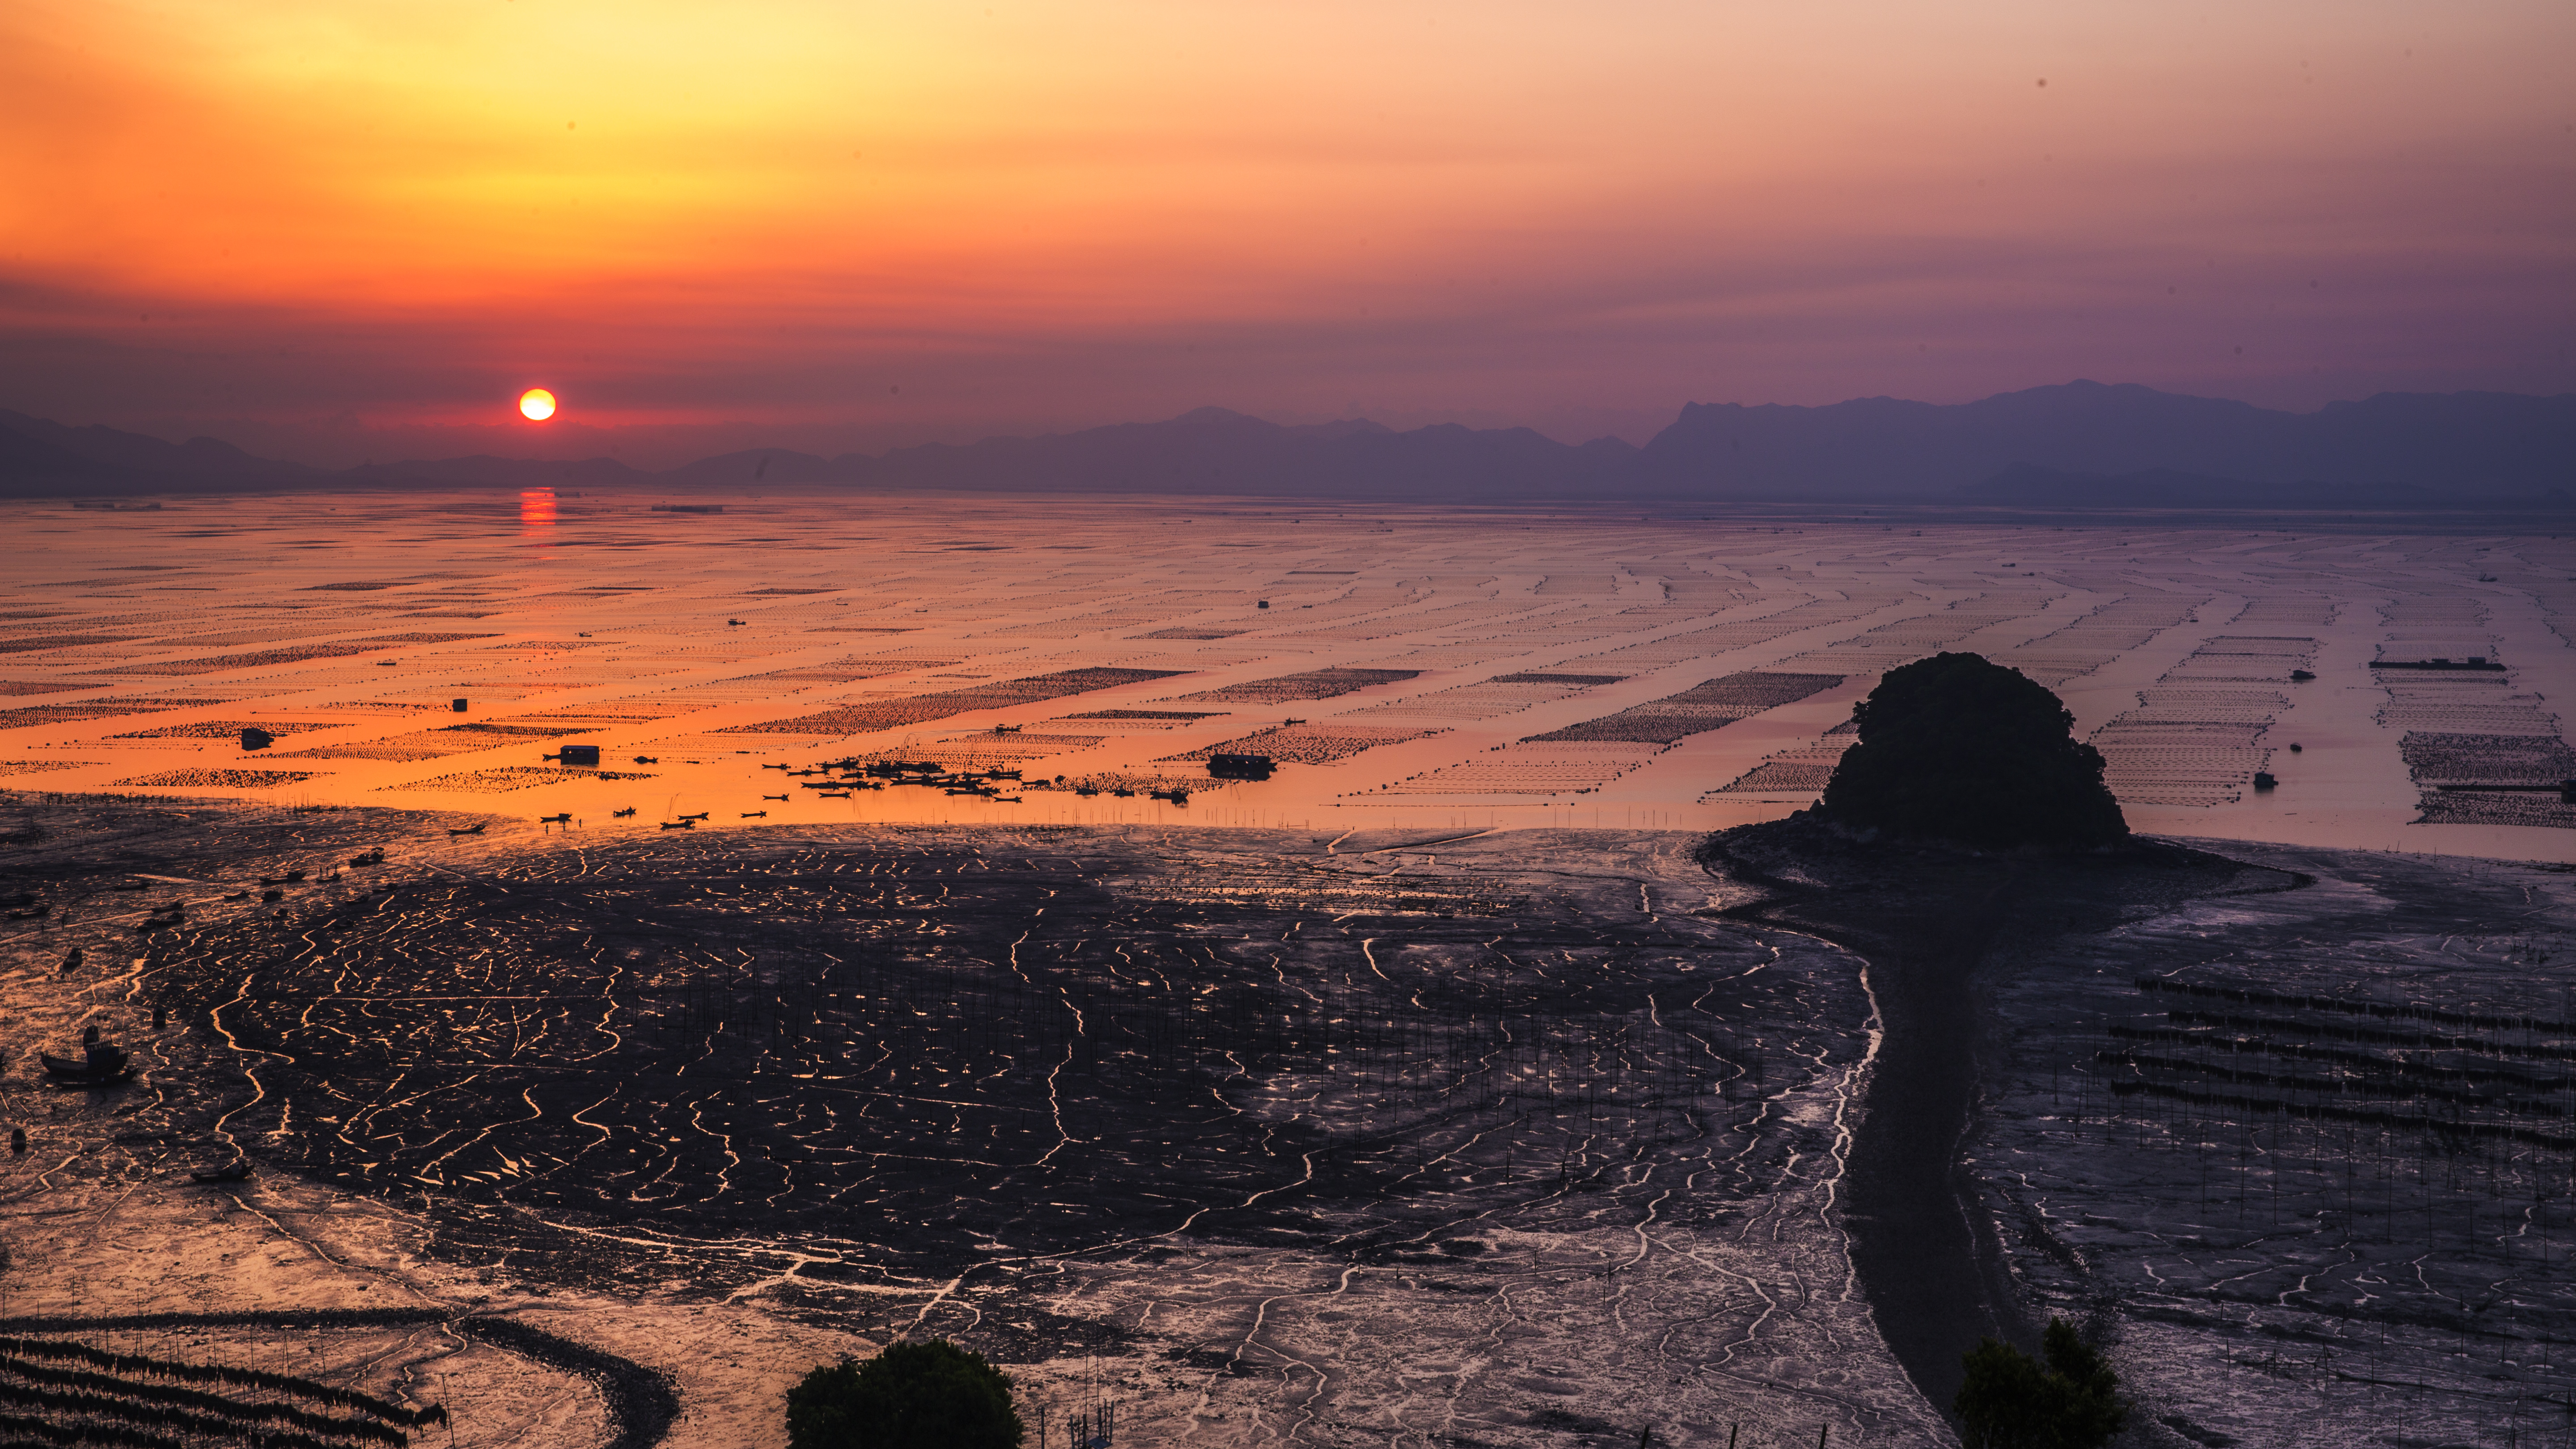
[4,381,2568,507]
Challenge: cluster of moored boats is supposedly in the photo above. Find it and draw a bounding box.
[519,754,1213,830]
[766,758,1034,801]
[0,845,401,941]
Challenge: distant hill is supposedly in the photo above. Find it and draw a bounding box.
[0,408,310,496]
[1956,462,2462,510]
[816,407,1636,500]
[336,455,652,490]
[3,383,2568,505]
[1635,382,2574,498]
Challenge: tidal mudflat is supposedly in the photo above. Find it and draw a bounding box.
[1968,844,2576,1449]
[2,491,2572,859]
[3,494,2574,1448]
[1,795,1935,1446]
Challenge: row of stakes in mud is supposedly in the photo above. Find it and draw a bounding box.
[1034,1399,1115,1449]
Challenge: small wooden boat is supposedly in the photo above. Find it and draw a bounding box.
[632,755,660,764]
[43,1041,133,1084]
[658,820,695,830]
[537,813,572,824]
[448,823,487,836]
[257,870,308,886]
[740,811,767,818]
[190,1161,254,1184]
[762,794,788,801]
[677,811,709,821]
[612,807,638,818]
[347,847,386,866]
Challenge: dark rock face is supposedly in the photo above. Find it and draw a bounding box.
[1818,652,2127,850]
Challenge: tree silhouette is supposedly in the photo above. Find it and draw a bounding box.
[1954,1317,2128,1449]
[787,1340,1023,1449]
[1819,652,2127,849]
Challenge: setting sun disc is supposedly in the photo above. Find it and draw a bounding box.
[518,388,557,422]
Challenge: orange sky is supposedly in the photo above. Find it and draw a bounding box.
[3,0,2568,464]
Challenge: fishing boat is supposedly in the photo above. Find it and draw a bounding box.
[42,1039,134,1085]
[190,1160,254,1184]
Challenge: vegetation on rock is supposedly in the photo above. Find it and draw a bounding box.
[1954,1317,2128,1449]
[787,1340,1021,1449]
[1818,652,2127,849]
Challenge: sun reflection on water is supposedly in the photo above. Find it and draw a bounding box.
[520,487,557,533]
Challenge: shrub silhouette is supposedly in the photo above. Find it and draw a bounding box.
[787,1339,1022,1449]
[1819,652,2126,849]
[1954,1317,2128,1449]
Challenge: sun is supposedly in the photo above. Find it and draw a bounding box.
[518,388,557,422]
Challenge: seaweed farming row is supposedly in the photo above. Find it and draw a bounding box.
[2132,974,2576,1036]
[0,1336,441,1449]
[2076,968,2576,1357]
[2093,976,2576,1164]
